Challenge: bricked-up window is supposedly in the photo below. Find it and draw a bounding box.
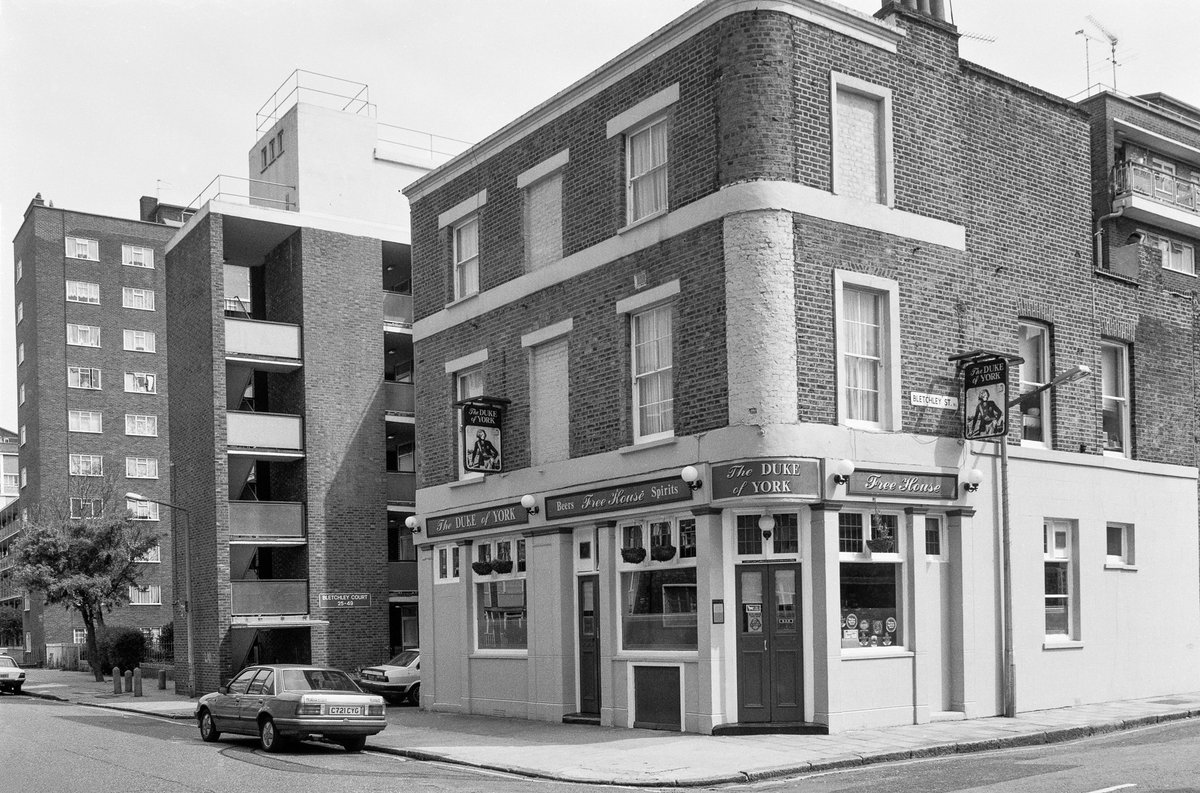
[68,410,103,434]
[123,329,156,353]
[122,287,156,311]
[1101,341,1130,457]
[1142,232,1195,276]
[69,498,103,519]
[834,271,900,431]
[832,73,893,206]
[839,511,903,651]
[627,117,669,223]
[631,304,673,442]
[69,454,103,477]
[528,336,569,465]
[1106,522,1135,567]
[124,372,157,394]
[66,280,100,304]
[126,457,159,479]
[126,498,160,521]
[122,245,154,269]
[1044,519,1077,639]
[128,585,162,606]
[125,414,158,437]
[1018,321,1051,446]
[518,150,567,271]
[67,323,101,347]
[452,216,479,300]
[69,366,102,389]
[66,236,99,261]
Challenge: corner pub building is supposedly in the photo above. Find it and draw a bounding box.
[403,0,1200,733]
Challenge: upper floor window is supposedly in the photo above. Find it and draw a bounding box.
[832,73,893,206]
[124,372,157,394]
[453,216,480,300]
[456,362,485,479]
[67,323,101,347]
[66,280,101,304]
[627,117,669,223]
[1018,321,1051,446]
[126,456,159,479]
[126,498,160,521]
[15,259,21,282]
[835,271,900,430]
[631,304,673,443]
[128,585,162,606]
[69,453,104,477]
[519,151,567,271]
[1143,232,1195,276]
[16,302,22,324]
[69,497,103,519]
[123,329,156,353]
[68,366,102,390]
[68,410,103,434]
[122,245,154,269]
[125,414,159,437]
[17,344,23,366]
[66,237,99,261]
[122,287,156,311]
[1101,341,1130,457]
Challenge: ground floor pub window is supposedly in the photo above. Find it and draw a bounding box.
[839,563,899,649]
[477,579,527,650]
[622,567,697,651]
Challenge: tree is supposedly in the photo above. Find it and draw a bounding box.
[14,482,161,681]
[0,603,22,647]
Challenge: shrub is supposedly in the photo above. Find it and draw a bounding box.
[98,626,145,673]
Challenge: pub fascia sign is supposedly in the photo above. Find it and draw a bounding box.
[545,477,692,520]
[426,502,528,539]
[710,458,820,500]
[845,469,958,499]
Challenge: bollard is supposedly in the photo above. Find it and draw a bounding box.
[133,667,143,697]
[124,668,133,693]
[158,669,167,690]
[113,667,122,695]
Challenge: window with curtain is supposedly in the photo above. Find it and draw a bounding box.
[453,216,479,300]
[842,286,882,424]
[627,117,668,223]
[631,304,673,441]
[1101,342,1130,456]
[1018,321,1051,445]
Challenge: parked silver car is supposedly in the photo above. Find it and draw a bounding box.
[0,654,24,694]
[357,650,420,704]
[195,664,386,752]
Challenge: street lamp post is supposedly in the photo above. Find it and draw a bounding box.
[998,363,1091,718]
[126,490,194,698]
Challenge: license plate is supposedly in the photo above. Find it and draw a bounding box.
[328,706,362,716]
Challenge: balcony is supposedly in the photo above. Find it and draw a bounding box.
[229,501,305,542]
[231,579,309,616]
[1112,162,1200,237]
[385,381,414,416]
[383,291,413,328]
[388,561,418,592]
[387,471,416,505]
[225,318,302,371]
[228,411,304,458]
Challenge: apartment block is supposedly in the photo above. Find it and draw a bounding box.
[403,0,1200,734]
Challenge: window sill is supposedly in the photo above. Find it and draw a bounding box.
[840,648,913,660]
[1042,639,1084,650]
[449,474,485,489]
[1104,562,1138,571]
[444,292,480,310]
[470,649,528,658]
[618,208,667,235]
[617,436,677,455]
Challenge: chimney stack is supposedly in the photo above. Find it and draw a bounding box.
[881,0,949,24]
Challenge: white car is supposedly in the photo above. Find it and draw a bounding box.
[357,650,420,704]
[0,654,25,694]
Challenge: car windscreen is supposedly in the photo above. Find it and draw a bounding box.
[279,668,362,693]
[0,657,17,668]
[386,651,418,667]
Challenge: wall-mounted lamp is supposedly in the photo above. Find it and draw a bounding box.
[832,458,855,485]
[962,468,984,493]
[404,515,422,534]
[680,465,702,491]
[757,513,776,539]
[520,494,540,515]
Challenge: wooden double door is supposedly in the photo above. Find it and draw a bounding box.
[735,563,803,723]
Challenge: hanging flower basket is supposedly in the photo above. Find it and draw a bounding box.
[865,538,895,554]
[471,560,494,576]
[650,544,677,562]
[620,546,647,564]
[492,559,514,574]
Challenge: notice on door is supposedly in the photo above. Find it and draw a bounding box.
[744,603,763,633]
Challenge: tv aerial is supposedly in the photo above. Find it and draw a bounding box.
[1076,15,1121,90]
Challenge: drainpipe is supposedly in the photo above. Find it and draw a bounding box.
[1093,206,1125,269]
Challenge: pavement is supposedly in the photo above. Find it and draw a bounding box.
[13,667,1200,787]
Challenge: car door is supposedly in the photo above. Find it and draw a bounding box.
[209,668,257,732]
[237,669,274,731]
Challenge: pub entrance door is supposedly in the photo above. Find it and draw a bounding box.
[735,563,803,723]
[578,575,601,715]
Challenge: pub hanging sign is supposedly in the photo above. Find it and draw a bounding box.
[962,356,1007,440]
[461,398,507,473]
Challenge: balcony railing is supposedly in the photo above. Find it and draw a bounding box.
[388,561,418,592]
[385,381,415,415]
[1113,162,1200,214]
[387,471,416,504]
[0,556,15,573]
[225,318,302,362]
[383,291,413,327]
[231,579,309,616]
[229,501,305,540]
[190,174,296,213]
[228,411,304,453]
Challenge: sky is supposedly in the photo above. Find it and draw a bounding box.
[2,0,1198,432]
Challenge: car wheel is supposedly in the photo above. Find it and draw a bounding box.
[406,683,420,705]
[339,735,367,753]
[259,718,289,753]
[12,683,20,694]
[198,709,221,743]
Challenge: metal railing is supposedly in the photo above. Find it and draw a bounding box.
[256,69,374,132]
[1113,161,1200,214]
[376,122,472,164]
[188,175,296,214]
